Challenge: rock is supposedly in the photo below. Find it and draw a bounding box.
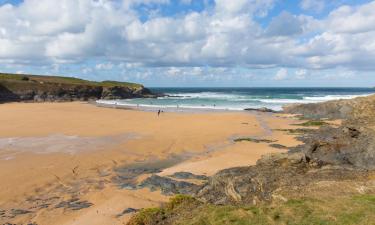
[244,107,277,113]
[112,157,186,190]
[117,208,139,217]
[283,94,375,122]
[169,172,208,180]
[138,175,200,195]
[55,198,93,210]
[269,143,289,149]
[293,125,375,170]
[10,209,32,215]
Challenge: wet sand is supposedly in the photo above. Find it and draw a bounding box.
[0,102,303,224]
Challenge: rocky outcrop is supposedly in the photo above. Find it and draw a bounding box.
[127,94,375,224]
[0,73,155,103]
[196,151,370,205]
[294,125,375,170]
[197,123,375,206]
[196,95,375,206]
[101,86,153,100]
[283,94,375,121]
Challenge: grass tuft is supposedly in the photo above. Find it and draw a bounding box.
[234,137,276,143]
[293,120,329,127]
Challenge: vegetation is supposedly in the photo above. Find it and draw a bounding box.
[273,128,314,135]
[128,194,375,225]
[233,137,276,143]
[292,120,329,127]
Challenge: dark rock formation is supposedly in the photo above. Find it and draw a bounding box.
[101,86,153,100]
[138,175,200,195]
[55,198,93,210]
[169,172,208,180]
[244,107,277,113]
[117,208,139,217]
[269,143,288,149]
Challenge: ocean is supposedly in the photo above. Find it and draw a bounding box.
[97,87,375,111]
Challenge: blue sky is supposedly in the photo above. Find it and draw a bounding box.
[0,0,375,87]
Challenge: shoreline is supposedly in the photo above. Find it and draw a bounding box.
[94,100,283,114]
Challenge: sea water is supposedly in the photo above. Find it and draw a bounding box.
[97,87,375,111]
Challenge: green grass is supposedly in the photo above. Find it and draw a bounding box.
[0,73,25,81]
[292,120,329,127]
[128,194,375,225]
[100,80,142,88]
[0,72,143,89]
[273,128,314,135]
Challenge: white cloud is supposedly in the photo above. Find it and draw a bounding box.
[295,69,307,79]
[0,0,374,81]
[327,2,375,34]
[82,67,92,74]
[266,12,304,36]
[273,68,288,80]
[300,0,325,13]
[166,67,181,77]
[96,62,114,70]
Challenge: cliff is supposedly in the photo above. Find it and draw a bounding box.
[0,73,155,103]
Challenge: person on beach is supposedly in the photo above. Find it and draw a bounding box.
[158,110,161,116]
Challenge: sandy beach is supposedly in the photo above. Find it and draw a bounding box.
[0,102,303,225]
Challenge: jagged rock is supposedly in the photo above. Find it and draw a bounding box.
[169,172,208,180]
[138,175,200,195]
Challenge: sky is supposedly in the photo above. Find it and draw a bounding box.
[0,0,375,87]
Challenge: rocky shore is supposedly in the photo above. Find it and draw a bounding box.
[0,73,155,103]
[127,94,375,225]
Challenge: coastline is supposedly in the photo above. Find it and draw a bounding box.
[0,101,303,225]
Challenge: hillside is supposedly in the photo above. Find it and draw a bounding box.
[0,73,154,103]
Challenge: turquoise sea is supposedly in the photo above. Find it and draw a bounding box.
[97,87,375,111]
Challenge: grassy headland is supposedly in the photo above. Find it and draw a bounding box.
[0,72,152,102]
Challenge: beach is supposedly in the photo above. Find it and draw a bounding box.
[0,102,303,224]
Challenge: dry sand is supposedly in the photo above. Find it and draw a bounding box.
[0,102,303,225]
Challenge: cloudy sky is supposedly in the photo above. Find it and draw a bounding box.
[0,0,375,87]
